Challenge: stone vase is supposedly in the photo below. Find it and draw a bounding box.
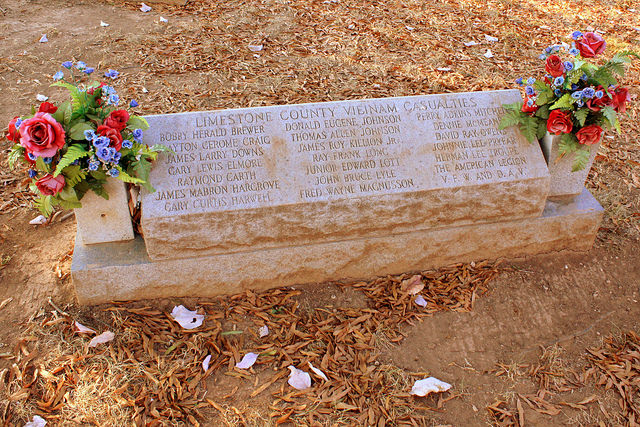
[74,178,134,244]
[540,132,599,199]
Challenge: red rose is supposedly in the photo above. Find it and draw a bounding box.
[35,174,65,196]
[38,102,58,114]
[586,86,612,112]
[521,97,538,115]
[546,110,573,135]
[103,109,130,131]
[545,55,565,78]
[96,125,123,150]
[18,112,66,158]
[6,116,19,142]
[611,86,629,114]
[87,82,107,96]
[576,125,603,145]
[576,32,606,58]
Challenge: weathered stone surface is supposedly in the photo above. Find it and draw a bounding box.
[73,187,602,305]
[74,178,134,244]
[541,133,599,198]
[140,90,550,261]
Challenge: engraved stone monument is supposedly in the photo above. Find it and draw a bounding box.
[71,90,603,304]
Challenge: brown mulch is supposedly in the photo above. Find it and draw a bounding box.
[0,262,498,425]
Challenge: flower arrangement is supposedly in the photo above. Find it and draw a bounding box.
[499,31,637,171]
[5,61,168,216]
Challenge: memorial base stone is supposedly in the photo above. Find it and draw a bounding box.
[72,188,602,305]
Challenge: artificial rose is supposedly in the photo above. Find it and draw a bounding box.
[103,109,130,131]
[87,82,107,96]
[521,97,538,114]
[611,86,629,114]
[545,55,565,77]
[546,110,573,135]
[35,174,65,196]
[575,32,606,58]
[6,116,19,142]
[96,125,123,150]
[576,125,603,145]
[38,102,58,114]
[586,86,612,112]
[18,112,66,158]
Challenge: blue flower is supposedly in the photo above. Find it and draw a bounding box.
[43,157,53,164]
[526,98,534,107]
[571,91,583,99]
[554,76,565,86]
[75,61,87,70]
[88,161,100,171]
[554,89,562,96]
[132,129,143,141]
[564,62,573,71]
[122,139,133,149]
[27,152,37,161]
[569,47,579,56]
[545,47,552,54]
[111,152,122,163]
[580,73,588,81]
[539,54,546,60]
[102,86,116,96]
[104,69,119,79]
[15,118,23,129]
[571,84,579,90]
[84,129,96,141]
[62,61,73,69]
[28,169,37,178]
[108,168,120,177]
[53,71,64,81]
[576,99,585,107]
[96,146,112,162]
[83,67,95,75]
[595,90,604,99]
[526,77,536,85]
[93,136,110,148]
[107,94,120,106]
[571,31,583,40]
[129,99,139,108]
[525,85,535,96]
[582,87,595,98]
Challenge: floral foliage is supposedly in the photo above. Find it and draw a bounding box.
[499,31,638,171]
[5,62,168,216]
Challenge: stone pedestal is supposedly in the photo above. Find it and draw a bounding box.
[74,178,134,245]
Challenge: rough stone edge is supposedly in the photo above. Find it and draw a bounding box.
[72,187,602,305]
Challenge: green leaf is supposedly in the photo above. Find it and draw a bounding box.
[51,81,85,114]
[127,115,150,131]
[68,122,94,140]
[572,148,591,172]
[535,104,550,120]
[51,101,69,124]
[116,167,144,184]
[90,170,108,181]
[558,133,578,157]
[61,164,87,187]
[63,102,73,126]
[34,195,54,217]
[58,199,82,209]
[8,145,25,170]
[601,106,619,133]
[533,80,547,92]
[54,144,90,176]
[131,157,154,191]
[536,121,547,140]
[549,94,574,110]
[498,110,522,130]
[58,185,79,203]
[35,156,49,173]
[573,109,589,127]
[592,67,617,89]
[536,88,555,106]
[518,116,539,143]
[88,182,109,200]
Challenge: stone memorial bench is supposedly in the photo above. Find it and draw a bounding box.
[71,89,603,304]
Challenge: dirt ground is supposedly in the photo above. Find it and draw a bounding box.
[1,0,640,425]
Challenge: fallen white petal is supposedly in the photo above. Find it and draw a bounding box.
[248,44,263,52]
[236,352,258,369]
[411,377,451,397]
[484,34,498,42]
[140,2,152,12]
[88,331,115,347]
[347,24,355,29]
[100,21,109,27]
[258,325,269,338]
[414,295,428,307]
[74,321,97,335]
[484,49,494,58]
[463,41,478,47]
[539,25,551,30]
[39,34,48,43]
[160,16,168,23]
[142,87,149,93]
[36,94,48,102]
[29,215,47,225]
[401,275,424,295]
[436,67,451,72]
[287,366,311,390]
[202,354,212,372]
[308,362,328,381]
[405,25,414,31]
[24,415,46,427]
[170,305,204,329]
